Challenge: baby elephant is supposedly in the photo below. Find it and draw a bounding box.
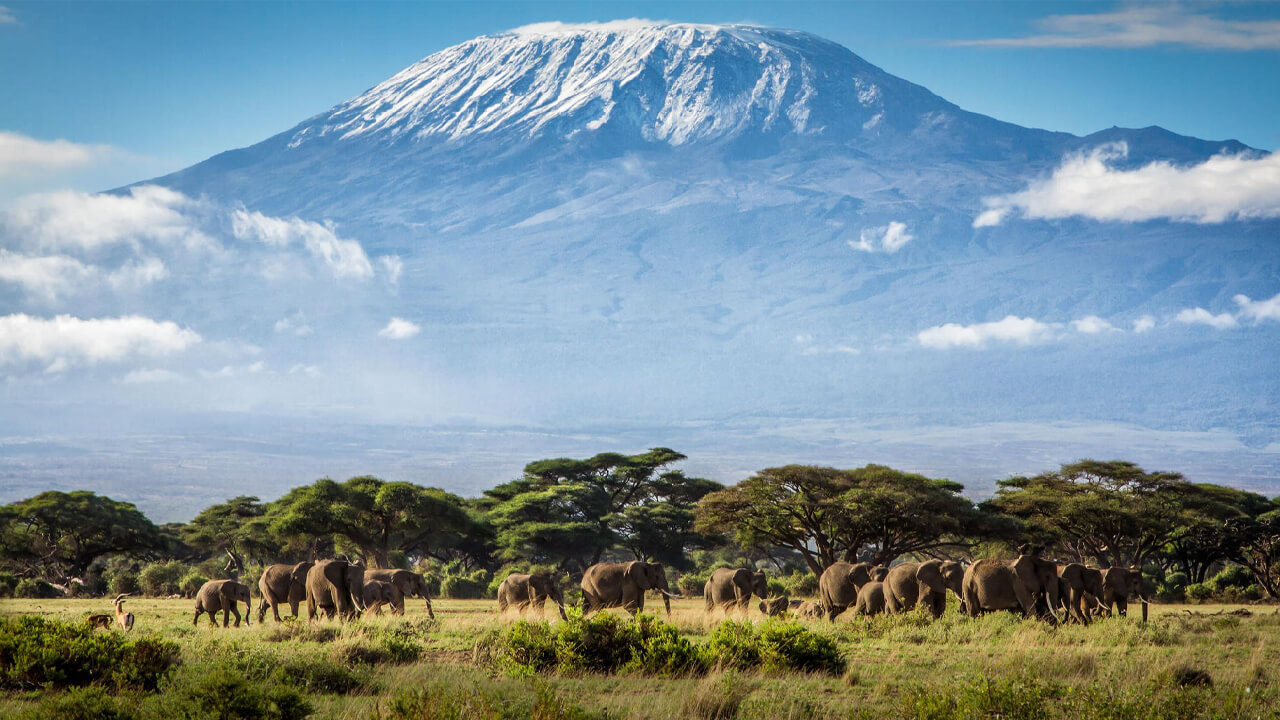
[361,579,399,616]
[194,579,252,627]
[758,596,790,617]
[792,600,827,619]
[854,581,886,616]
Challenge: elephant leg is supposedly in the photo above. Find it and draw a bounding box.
[827,605,847,622]
[231,606,242,627]
[221,607,230,628]
[930,593,945,619]
[288,598,299,619]
[257,598,268,624]
[1116,598,1127,617]
[193,608,202,626]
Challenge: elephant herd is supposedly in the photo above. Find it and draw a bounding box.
[191,559,435,627]
[187,552,1146,629]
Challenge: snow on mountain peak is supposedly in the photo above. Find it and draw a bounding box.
[288,21,929,148]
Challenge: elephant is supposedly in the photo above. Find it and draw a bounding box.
[306,559,365,621]
[961,558,1035,617]
[870,566,889,582]
[818,561,874,620]
[361,579,399,615]
[581,560,679,616]
[703,567,768,616]
[792,599,826,619]
[1011,551,1062,621]
[258,561,312,623]
[193,579,252,627]
[853,581,886,615]
[1099,566,1145,617]
[1057,563,1105,624]
[497,572,568,620]
[759,596,789,617]
[364,569,435,618]
[884,560,949,618]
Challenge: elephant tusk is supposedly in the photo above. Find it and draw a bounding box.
[658,590,682,598]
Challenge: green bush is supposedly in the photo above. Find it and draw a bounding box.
[677,571,710,597]
[178,570,208,597]
[1185,583,1214,602]
[0,616,178,691]
[706,620,844,676]
[0,572,20,597]
[1209,565,1254,592]
[145,662,312,720]
[137,561,187,597]
[13,686,140,720]
[477,610,708,677]
[776,571,819,598]
[109,571,139,596]
[1156,571,1189,602]
[14,577,61,598]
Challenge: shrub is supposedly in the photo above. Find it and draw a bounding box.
[145,662,312,720]
[1209,565,1254,592]
[137,561,187,597]
[13,686,140,720]
[0,572,19,597]
[681,672,756,720]
[1185,582,1214,602]
[0,616,178,691]
[109,571,139,596]
[776,571,819,598]
[477,610,707,677]
[14,577,61,598]
[706,620,844,676]
[677,571,711,597]
[178,570,209,597]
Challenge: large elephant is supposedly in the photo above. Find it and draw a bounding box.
[853,580,886,615]
[258,561,312,623]
[498,572,568,620]
[1099,566,1145,617]
[818,561,874,620]
[703,567,768,616]
[361,579,399,615]
[194,579,252,627]
[961,559,1035,617]
[306,559,364,621]
[364,569,435,618]
[1057,563,1104,624]
[581,561,678,616]
[870,566,889,582]
[884,560,949,618]
[1011,551,1062,621]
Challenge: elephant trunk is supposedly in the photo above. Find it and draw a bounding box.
[245,596,251,626]
[425,596,435,619]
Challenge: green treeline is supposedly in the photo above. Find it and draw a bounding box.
[2,450,1278,603]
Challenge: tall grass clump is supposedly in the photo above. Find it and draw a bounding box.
[379,680,606,720]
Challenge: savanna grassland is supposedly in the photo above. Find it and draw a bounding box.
[2,596,1278,720]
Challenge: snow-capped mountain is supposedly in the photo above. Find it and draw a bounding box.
[71,20,1276,512]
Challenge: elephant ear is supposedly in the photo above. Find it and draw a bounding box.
[627,561,650,589]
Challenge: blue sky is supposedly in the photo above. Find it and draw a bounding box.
[1,0,1277,201]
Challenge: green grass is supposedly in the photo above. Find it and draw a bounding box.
[1,596,1277,719]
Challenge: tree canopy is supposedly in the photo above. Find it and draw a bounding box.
[695,464,986,575]
[0,491,162,581]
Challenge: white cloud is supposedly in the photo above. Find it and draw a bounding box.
[274,312,313,336]
[0,6,16,24]
[287,363,321,378]
[378,317,420,340]
[5,185,205,250]
[0,250,94,301]
[0,250,167,300]
[120,368,186,384]
[975,144,1280,227]
[0,131,113,177]
[1071,315,1119,334]
[0,314,200,371]
[953,6,1280,50]
[1133,315,1156,333]
[918,315,1059,349]
[1175,307,1238,330]
[379,255,404,285]
[1233,292,1280,323]
[850,221,913,253]
[231,209,373,280]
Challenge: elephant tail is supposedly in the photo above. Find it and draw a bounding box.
[962,577,979,617]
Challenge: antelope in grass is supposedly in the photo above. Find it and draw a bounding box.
[89,594,134,631]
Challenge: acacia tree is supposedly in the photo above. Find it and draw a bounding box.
[1230,503,1280,599]
[1160,484,1273,582]
[268,476,478,568]
[183,496,278,574]
[695,464,986,577]
[0,491,162,582]
[987,460,1203,567]
[483,448,720,571]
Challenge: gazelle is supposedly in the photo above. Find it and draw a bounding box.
[114,593,135,631]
